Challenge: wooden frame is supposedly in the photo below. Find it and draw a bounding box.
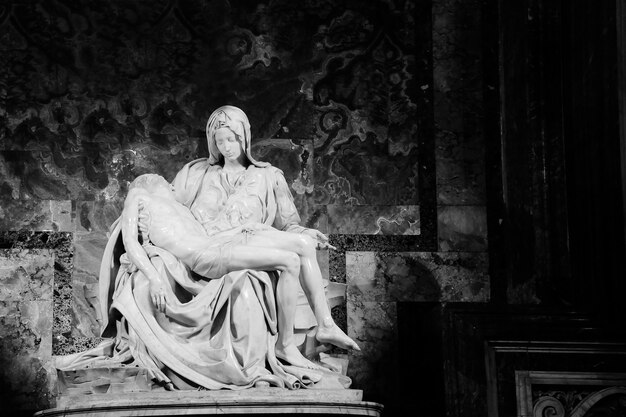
[484,340,626,417]
[515,371,626,417]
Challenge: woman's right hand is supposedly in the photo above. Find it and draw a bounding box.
[302,228,337,250]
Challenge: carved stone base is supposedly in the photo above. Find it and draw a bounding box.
[36,389,382,416]
[57,367,156,396]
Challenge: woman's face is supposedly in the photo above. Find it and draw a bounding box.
[214,128,243,163]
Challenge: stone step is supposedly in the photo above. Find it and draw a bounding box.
[36,389,382,416]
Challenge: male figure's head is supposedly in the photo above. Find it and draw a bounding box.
[129,174,174,198]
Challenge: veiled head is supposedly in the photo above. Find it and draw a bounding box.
[205,105,267,167]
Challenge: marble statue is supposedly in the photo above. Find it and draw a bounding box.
[123,172,358,366]
[58,105,357,391]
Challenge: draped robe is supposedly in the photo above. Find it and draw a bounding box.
[58,159,350,390]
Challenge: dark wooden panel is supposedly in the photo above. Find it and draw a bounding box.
[562,0,626,327]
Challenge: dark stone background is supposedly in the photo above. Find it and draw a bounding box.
[5,0,624,416]
[0,0,492,415]
[0,0,421,206]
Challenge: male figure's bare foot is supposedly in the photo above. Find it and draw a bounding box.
[275,343,323,370]
[316,317,361,351]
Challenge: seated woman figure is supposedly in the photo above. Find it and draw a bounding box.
[123,173,358,369]
[76,105,354,391]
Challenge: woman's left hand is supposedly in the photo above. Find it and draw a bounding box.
[302,229,337,250]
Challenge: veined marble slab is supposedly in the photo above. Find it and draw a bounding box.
[346,251,489,302]
[437,205,487,252]
[327,205,420,235]
[0,200,72,232]
[0,249,54,301]
[0,249,56,413]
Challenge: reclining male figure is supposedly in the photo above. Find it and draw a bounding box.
[122,174,360,370]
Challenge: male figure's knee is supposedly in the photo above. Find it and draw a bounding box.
[284,252,300,274]
[296,235,317,254]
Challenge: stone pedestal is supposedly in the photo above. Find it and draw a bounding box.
[36,389,383,416]
[56,367,156,396]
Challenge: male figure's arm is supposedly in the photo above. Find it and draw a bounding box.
[121,189,167,311]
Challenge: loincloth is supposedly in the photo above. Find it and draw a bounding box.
[189,230,252,279]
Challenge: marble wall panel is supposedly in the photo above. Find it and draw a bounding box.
[252,139,314,194]
[301,205,329,234]
[0,200,72,231]
[1,0,421,204]
[0,144,201,202]
[251,138,325,229]
[0,151,75,200]
[0,300,55,413]
[347,299,398,408]
[0,249,55,413]
[327,205,420,235]
[328,234,437,285]
[70,232,108,343]
[0,232,75,357]
[0,0,431,244]
[0,1,497,412]
[314,149,419,206]
[72,200,123,234]
[347,251,489,303]
[433,0,486,205]
[438,205,488,252]
[435,130,486,205]
[0,249,53,302]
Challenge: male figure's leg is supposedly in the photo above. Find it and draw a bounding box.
[240,232,360,351]
[225,245,321,369]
